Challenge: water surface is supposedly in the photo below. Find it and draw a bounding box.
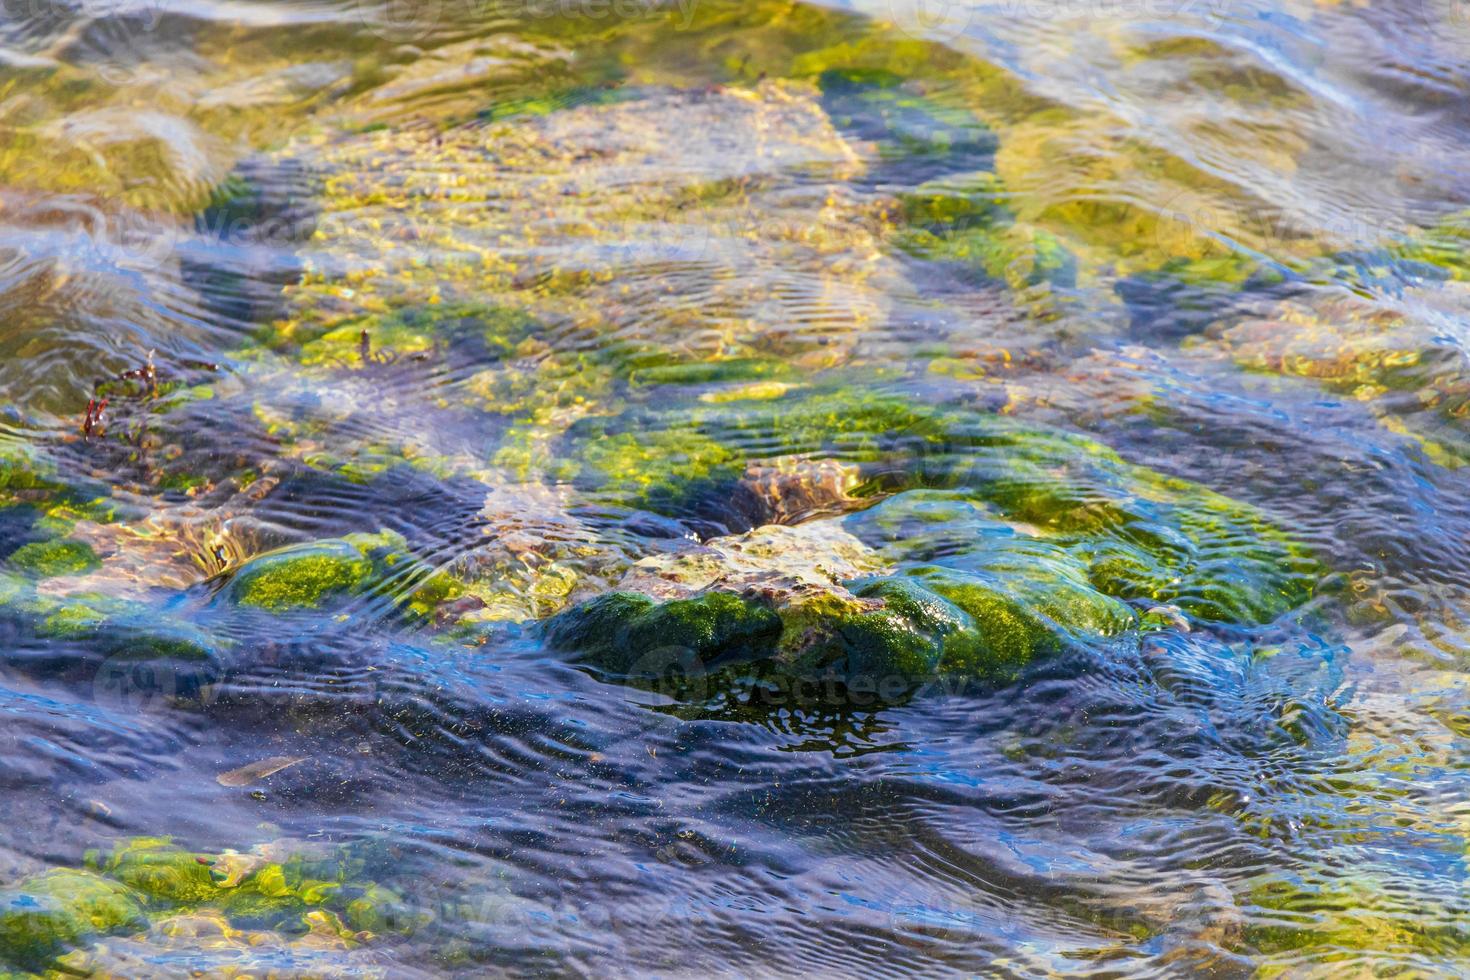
[0,0,1468,975]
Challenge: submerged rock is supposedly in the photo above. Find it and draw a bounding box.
[53,910,391,979]
[0,837,413,973]
[547,502,1143,692]
[0,869,145,968]
[1193,289,1470,466]
[220,77,899,491]
[561,388,1320,623]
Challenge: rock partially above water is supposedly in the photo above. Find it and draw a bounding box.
[546,393,1322,696]
[223,539,373,611]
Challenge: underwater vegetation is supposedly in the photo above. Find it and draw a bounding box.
[1,0,1468,974]
[0,836,409,975]
[546,389,1319,694]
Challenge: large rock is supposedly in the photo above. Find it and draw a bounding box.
[546,394,1322,696]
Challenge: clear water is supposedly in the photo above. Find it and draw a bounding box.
[0,0,1467,975]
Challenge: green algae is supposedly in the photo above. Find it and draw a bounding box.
[1386,209,1470,282]
[226,540,373,611]
[815,67,996,165]
[561,387,1319,631]
[19,590,221,663]
[546,521,1146,690]
[7,539,100,578]
[93,840,221,906]
[1244,868,1470,973]
[287,302,541,368]
[546,590,783,676]
[36,602,111,638]
[894,171,1078,295]
[564,388,939,511]
[0,439,54,495]
[626,357,789,389]
[0,870,145,969]
[572,426,745,513]
[901,221,1078,294]
[0,837,414,971]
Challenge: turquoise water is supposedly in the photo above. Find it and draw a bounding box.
[0,0,1467,975]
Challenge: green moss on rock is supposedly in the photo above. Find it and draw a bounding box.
[546,590,782,675]
[37,602,111,638]
[918,563,1135,676]
[779,578,963,680]
[343,885,411,934]
[571,426,745,513]
[94,840,220,906]
[564,390,1320,630]
[816,67,996,166]
[0,438,55,495]
[30,596,218,663]
[7,539,100,578]
[226,540,373,611]
[0,869,145,968]
[627,357,789,389]
[1244,868,1470,970]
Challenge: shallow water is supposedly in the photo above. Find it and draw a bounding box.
[0,0,1468,976]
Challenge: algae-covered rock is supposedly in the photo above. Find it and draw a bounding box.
[0,869,145,968]
[546,381,1322,700]
[816,67,997,180]
[546,590,783,676]
[562,388,941,517]
[263,77,878,358]
[1387,208,1470,282]
[1244,867,1470,973]
[51,909,388,979]
[561,388,1319,629]
[0,835,414,971]
[224,539,373,611]
[224,77,897,491]
[0,437,56,496]
[7,539,101,578]
[90,839,221,906]
[547,500,1144,691]
[895,170,1078,296]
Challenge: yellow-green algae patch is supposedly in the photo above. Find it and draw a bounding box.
[1243,867,1470,975]
[0,836,413,973]
[7,539,101,578]
[0,869,145,969]
[225,540,372,611]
